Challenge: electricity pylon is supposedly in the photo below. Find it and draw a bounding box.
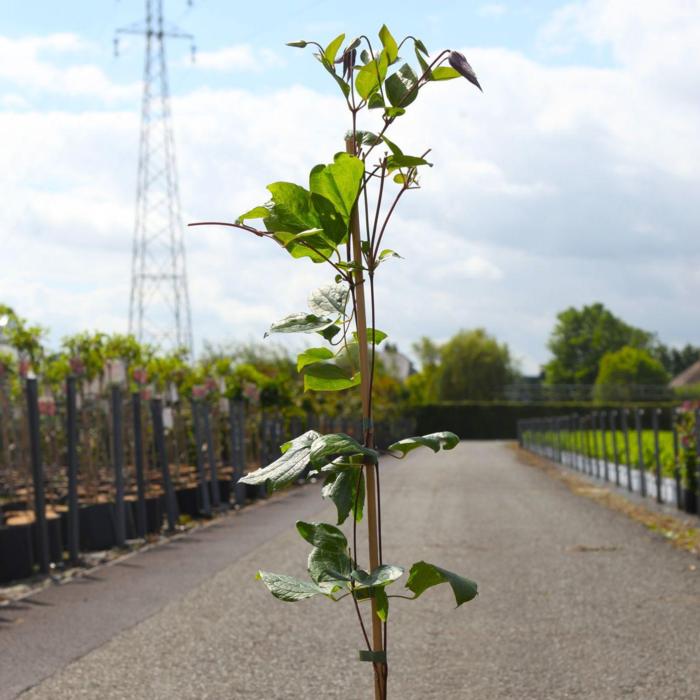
[117,0,195,355]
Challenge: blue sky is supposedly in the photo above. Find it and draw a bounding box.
[1,0,699,373]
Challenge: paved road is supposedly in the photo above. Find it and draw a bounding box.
[5,442,700,699]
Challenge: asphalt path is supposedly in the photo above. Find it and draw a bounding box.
[4,442,700,699]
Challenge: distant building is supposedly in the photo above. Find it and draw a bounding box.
[670,360,700,388]
[380,344,414,382]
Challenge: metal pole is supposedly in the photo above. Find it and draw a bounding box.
[635,408,646,497]
[591,412,601,479]
[191,400,212,517]
[66,376,80,565]
[150,397,178,530]
[610,410,620,487]
[111,385,127,547]
[622,408,633,491]
[599,410,609,481]
[652,408,663,504]
[26,378,49,574]
[694,408,700,511]
[229,399,246,507]
[202,401,222,509]
[131,392,147,537]
[671,408,681,509]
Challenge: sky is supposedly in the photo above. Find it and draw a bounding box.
[1,0,699,374]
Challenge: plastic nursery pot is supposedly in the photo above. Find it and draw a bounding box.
[176,486,199,517]
[79,502,117,551]
[145,495,163,534]
[218,478,232,507]
[37,511,64,564]
[0,522,34,582]
[682,488,698,515]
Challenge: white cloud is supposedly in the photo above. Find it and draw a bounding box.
[189,44,284,72]
[1,2,700,374]
[0,33,139,102]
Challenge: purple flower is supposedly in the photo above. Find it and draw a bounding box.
[448,51,482,91]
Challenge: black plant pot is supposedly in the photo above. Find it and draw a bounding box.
[145,496,163,534]
[212,479,232,509]
[682,488,698,515]
[31,513,63,564]
[79,502,117,551]
[0,523,34,582]
[176,486,199,517]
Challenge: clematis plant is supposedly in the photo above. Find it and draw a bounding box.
[192,26,481,700]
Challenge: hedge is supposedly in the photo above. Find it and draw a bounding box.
[412,402,679,440]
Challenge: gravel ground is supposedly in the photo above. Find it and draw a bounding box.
[14,441,700,699]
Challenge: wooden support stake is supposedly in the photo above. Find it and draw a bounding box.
[346,136,385,699]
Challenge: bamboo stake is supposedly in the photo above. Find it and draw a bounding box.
[346,137,385,699]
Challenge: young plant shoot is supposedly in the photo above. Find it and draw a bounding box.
[192,26,482,700]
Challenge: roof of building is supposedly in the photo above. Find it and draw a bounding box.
[670,359,700,387]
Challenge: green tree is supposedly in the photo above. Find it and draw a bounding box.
[594,346,669,402]
[544,303,653,385]
[437,329,515,401]
[653,342,700,377]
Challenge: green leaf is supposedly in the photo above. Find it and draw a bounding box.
[303,363,361,392]
[352,328,388,345]
[318,324,341,341]
[393,173,405,184]
[355,51,388,100]
[308,282,349,318]
[414,38,429,55]
[378,25,398,64]
[360,49,371,64]
[239,430,320,492]
[296,520,347,551]
[309,153,365,225]
[385,63,419,107]
[267,313,334,336]
[415,48,432,80]
[368,93,385,110]
[357,130,381,146]
[386,154,432,171]
[431,66,461,81]
[405,561,478,607]
[297,347,334,372]
[316,54,350,97]
[384,106,406,118]
[286,40,308,48]
[378,249,402,262]
[299,521,353,589]
[322,466,365,524]
[256,571,326,601]
[311,193,347,245]
[274,231,335,263]
[375,587,389,621]
[309,433,378,470]
[381,135,403,157]
[236,204,270,223]
[388,431,460,457]
[351,564,404,588]
[324,33,345,63]
[264,182,320,233]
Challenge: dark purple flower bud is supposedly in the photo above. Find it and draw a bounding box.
[448,51,482,92]
[342,48,357,81]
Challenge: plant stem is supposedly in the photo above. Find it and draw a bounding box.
[346,135,386,700]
